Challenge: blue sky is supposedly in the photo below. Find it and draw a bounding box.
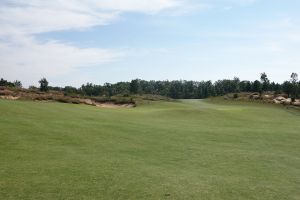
[0,0,299,87]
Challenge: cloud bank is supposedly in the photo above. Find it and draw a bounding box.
[0,0,183,86]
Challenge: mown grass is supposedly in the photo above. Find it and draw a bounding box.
[0,99,300,200]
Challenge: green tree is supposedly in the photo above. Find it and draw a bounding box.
[260,72,270,92]
[252,80,261,93]
[39,78,49,92]
[290,73,299,99]
[63,86,78,96]
[14,80,22,88]
[282,81,293,98]
[130,79,140,94]
[291,73,298,83]
[0,78,14,87]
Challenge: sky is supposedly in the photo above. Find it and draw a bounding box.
[0,0,299,87]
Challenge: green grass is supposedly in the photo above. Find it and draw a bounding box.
[0,99,300,200]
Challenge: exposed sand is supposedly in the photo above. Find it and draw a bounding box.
[95,103,135,108]
[0,96,19,100]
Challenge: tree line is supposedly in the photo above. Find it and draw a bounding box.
[0,78,22,88]
[1,73,299,99]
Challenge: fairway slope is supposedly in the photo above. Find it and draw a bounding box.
[0,99,300,200]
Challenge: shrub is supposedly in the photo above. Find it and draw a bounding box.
[71,99,81,104]
[55,97,71,103]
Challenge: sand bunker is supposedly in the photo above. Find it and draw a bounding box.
[95,103,135,108]
[0,96,19,100]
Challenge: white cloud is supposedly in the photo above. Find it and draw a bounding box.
[0,5,119,36]
[0,0,183,36]
[3,0,293,86]
[211,0,257,6]
[0,36,123,74]
[0,0,259,37]
[91,0,182,13]
[0,36,125,87]
[0,0,184,86]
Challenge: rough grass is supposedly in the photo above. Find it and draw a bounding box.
[0,99,300,200]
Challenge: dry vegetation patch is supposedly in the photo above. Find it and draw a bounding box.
[224,92,300,107]
[0,87,136,108]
